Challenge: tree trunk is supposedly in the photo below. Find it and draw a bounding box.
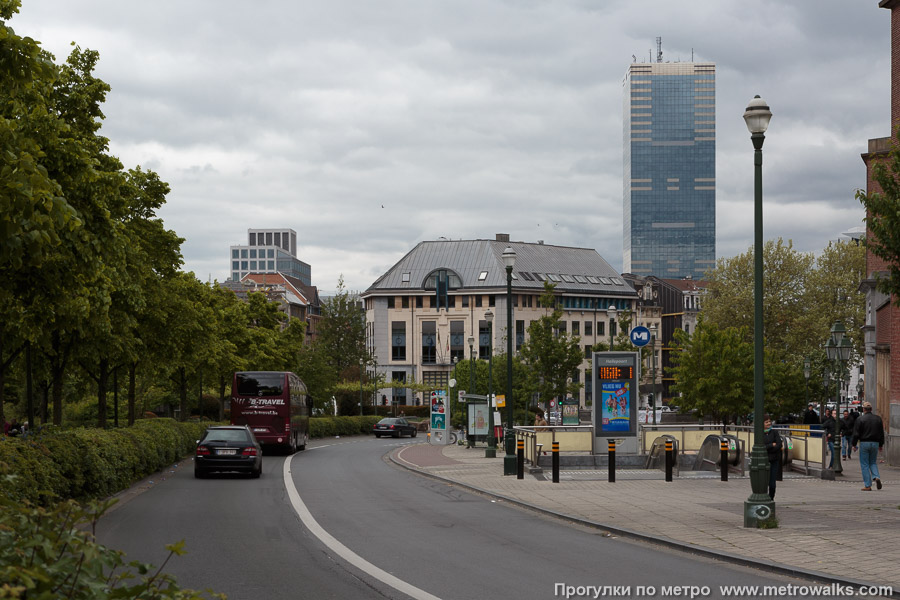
[50,331,69,426]
[128,362,137,426]
[179,366,187,421]
[97,357,109,429]
[25,343,34,429]
[40,382,50,425]
[218,374,228,422]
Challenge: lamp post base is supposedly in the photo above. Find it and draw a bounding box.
[743,496,777,528]
[485,447,496,458]
[503,453,516,475]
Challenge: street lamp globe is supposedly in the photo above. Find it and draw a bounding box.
[743,95,772,134]
[502,246,516,270]
[830,320,847,347]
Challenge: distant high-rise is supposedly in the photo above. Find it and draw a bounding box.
[623,59,716,278]
[229,228,311,285]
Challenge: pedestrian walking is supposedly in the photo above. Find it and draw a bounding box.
[851,401,885,491]
[840,410,854,459]
[764,415,782,500]
[822,409,837,468]
[802,404,820,425]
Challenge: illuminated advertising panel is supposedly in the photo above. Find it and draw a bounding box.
[592,352,639,438]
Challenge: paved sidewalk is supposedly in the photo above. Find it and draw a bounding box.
[392,443,900,593]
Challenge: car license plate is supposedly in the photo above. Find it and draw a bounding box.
[217,449,237,455]
[253,428,267,432]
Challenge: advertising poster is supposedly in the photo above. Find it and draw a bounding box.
[430,390,447,431]
[562,399,579,425]
[601,381,631,433]
[467,403,489,436]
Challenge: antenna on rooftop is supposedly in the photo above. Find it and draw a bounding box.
[656,37,663,63]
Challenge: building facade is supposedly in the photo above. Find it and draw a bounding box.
[219,272,322,343]
[623,60,716,278]
[229,228,312,286]
[361,235,638,409]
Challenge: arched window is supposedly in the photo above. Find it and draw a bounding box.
[424,269,462,310]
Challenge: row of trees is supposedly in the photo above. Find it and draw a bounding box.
[670,238,865,422]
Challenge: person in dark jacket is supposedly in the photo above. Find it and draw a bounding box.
[821,409,836,468]
[802,405,820,425]
[851,402,885,491]
[840,410,854,459]
[764,415,783,500]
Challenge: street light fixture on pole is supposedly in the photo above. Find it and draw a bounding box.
[359,357,364,417]
[804,356,811,414]
[468,335,476,449]
[742,94,774,528]
[502,246,517,475]
[485,309,496,458]
[606,305,617,350]
[649,322,658,426]
[825,321,851,476]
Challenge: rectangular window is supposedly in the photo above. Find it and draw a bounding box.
[267,261,274,270]
[250,249,257,259]
[388,297,395,309]
[416,296,423,309]
[265,232,273,246]
[489,295,495,307]
[250,261,257,270]
[558,321,567,334]
[249,232,256,246]
[422,321,436,364]
[585,345,592,359]
[241,249,248,259]
[232,249,239,259]
[422,371,448,388]
[232,272,239,281]
[241,261,248,270]
[449,295,456,308]
[450,321,465,363]
[513,294,519,308]
[585,321,593,336]
[598,322,605,337]
[268,249,275,258]
[516,320,525,353]
[282,232,290,250]
[479,320,490,359]
[475,296,483,308]
[273,232,280,247]
[392,322,406,361]
[461,295,469,308]
[232,261,239,270]
[402,296,409,309]
[392,371,407,405]
[572,322,580,336]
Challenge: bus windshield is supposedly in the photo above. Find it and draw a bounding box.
[235,372,284,397]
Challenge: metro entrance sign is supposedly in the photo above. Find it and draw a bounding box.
[629,326,651,347]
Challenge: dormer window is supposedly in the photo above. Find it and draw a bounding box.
[478,271,488,281]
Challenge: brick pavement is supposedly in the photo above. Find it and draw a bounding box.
[390,442,900,593]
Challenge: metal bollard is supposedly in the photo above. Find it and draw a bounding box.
[665,439,674,482]
[552,441,560,483]
[517,439,524,479]
[720,439,728,482]
[608,439,616,483]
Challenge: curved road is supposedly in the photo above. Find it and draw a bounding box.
[97,437,825,599]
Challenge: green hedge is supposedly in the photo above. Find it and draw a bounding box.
[0,419,210,506]
[0,416,394,506]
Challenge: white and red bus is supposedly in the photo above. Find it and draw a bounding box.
[231,371,310,453]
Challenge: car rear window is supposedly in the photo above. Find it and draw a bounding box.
[235,373,284,397]
[378,418,397,424]
[203,429,251,443]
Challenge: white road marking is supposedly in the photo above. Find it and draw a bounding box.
[283,455,441,600]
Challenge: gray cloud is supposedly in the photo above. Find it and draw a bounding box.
[12,0,887,294]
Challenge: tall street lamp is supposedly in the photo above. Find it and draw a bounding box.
[468,334,476,449]
[359,357,364,417]
[649,323,658,426]
[485,309,496,458]
[742,94,774,528]
[804,356,811,413]
[502,246,517,475]
[825,321,851,475]
[606,305,617,350]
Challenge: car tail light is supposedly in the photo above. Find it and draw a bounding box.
[197,445,210,456]
[390,424,395,429]
[285,418,291,432]
[242,447,258,456]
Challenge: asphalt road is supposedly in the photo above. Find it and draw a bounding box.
[97,437,839,599]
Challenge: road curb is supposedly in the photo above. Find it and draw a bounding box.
[388,447,899,598]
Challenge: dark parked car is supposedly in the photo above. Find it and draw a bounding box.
[195,425,262,478]
[373,417,418,438]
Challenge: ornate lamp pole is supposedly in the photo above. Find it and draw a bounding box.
[742,95,775,528]
[468,335,476,449]
[485,309,496,458]
[606,305,617,350]
[502,246,517,475]
[825,321,850,475]
[649,322,658,426]
[359,357,364,417]
[803,356,811,415]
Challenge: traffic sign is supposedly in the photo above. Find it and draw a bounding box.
[630,326,651,347]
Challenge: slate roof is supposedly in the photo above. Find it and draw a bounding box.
[365,239,637,297]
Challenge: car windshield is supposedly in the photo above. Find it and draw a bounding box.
[203,429,250,443]
[235,372,284,397]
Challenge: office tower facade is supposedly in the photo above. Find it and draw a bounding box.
[623,61,716,278]
[229,228,312,285]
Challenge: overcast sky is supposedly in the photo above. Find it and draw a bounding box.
[10,1,889,294]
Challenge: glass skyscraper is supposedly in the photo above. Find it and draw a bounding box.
[623,61,716,279]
